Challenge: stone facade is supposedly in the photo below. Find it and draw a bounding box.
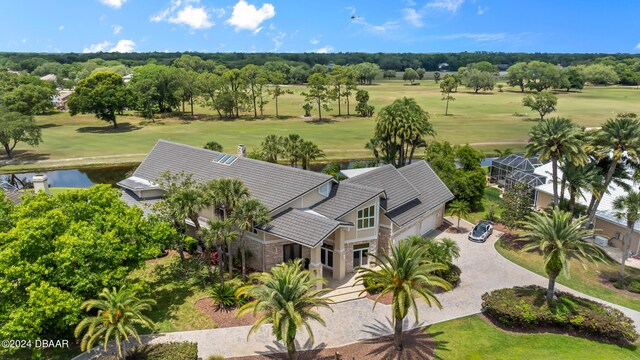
[377,226,392,255]
[345,239,377,273]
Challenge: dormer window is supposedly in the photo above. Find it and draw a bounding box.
[357,205,375,230]
[319,182,331,197]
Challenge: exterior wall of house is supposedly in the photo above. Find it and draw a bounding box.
[535,191,553,209]
[341,197,379,242]
[345,238,377,273]
[595,218,640,254]
[377,226,392,255]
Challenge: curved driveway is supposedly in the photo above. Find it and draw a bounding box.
[75,218,640,359]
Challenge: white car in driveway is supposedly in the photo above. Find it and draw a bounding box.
[468,221,493,242]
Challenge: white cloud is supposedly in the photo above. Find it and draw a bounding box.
[112,25,122,34]
[226,0,275,32]
[426,0,464,12]
[352,16,399,34]
[58,25,64,31]
[402,8,423,27]
[477,6,488,15]
[99,0,126,9]
[636,43,640,50]
[83,40,112,53]
[309,38,320,45]
[169,5,213,29]
[439,32,506,42]
[109,39,136,52]
[21,38,27,44]
[314,45,333,54]
[271,31,286,51]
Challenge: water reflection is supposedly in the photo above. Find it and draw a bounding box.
[1,165,136,189]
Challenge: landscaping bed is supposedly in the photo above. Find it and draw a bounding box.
[98,342,198,360]
[481,285,639,344]
[195,297,263,328]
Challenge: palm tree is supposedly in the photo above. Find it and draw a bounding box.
[233,198,271,281]
[448,200,470,229]
[237,259,333,360]
[561,161,602,215]
[587,117,640,227]
[283,134,303,167]
[214,178,250,275]
[612,190,640,278]
[261,134,284,163]
[520,209,605,301]
[205,218,237,283]
[356,240,451,352]
[75,286,155,359]
[493,148,513,157]
[526,117,587,207]
[299,140,325,170]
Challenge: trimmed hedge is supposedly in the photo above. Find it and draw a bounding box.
[481,285,638,344]
[610,275,640,294]
[99,342,198,360]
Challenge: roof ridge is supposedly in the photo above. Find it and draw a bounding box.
[155,139,332,181]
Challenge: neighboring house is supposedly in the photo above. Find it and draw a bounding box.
[118,140,454,284]
[53,90,73,111]
[40,74,57,82]
[437,63,449,71]
[534,162,640,256]
[122,74,133,83]
[0,182,21,205]
[489,154,545,191]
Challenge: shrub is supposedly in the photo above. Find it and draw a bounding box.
[442,264,461,286]
[211,284,236,308]
[207,356,225,360]
[481,285,638,344]
[127,342,198,360]
[362,276,384,294]
[627,281,640,294]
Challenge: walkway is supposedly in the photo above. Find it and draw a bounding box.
[75,217,640,359]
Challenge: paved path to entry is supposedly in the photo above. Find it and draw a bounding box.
[75,218,640,359]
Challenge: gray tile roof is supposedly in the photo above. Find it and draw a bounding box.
[385,160,454,227]
[120,189,161,217]
[132,140,333,212]
[311,182,384,221]
[343,164,420,211]
[2,189,21,205]
[262,208,349,247]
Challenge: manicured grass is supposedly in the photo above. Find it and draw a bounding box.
[126,254,216,333]
[465,186,503,224]
[495,238,640,312]
[4,81,640,171]
[48,187,82,195]
[427,315,639,359]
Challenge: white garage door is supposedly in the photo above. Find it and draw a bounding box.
[420,213,437,235]
[392,224,420,245]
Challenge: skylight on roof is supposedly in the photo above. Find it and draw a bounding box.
[212,153,238,166]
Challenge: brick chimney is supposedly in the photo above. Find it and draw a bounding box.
[32,174,51,195]
[237,144,247,158]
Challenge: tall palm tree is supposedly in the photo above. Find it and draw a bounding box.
[561,161,602,215]
[199,220,226,283]
[448,200,470,229]
[237,259,333,360]
[526,117,587,207]
[283,134,304,167]
[233,198,271,281]
[299,140,325,170]
[75,286,156,359]
[214,178,250,275]
[612,190,640,277]
[520,209,605,301]
[356,240,451,352]
[204,218,238,283]
[587,117,640,227]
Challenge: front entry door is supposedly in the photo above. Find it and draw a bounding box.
[321,244,334,268]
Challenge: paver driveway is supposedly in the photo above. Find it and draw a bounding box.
[76,218,640,359]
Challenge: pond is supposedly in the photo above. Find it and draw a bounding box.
[1,158,496,189]
[1,165,136,189]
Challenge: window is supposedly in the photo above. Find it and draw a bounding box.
[353,244,369,267]
[357,205,375,229]
[319,182,331,197]
[614,231,621,239]
[283,244,302,263]
[321,244,333,268]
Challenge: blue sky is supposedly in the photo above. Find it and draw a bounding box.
[1,0,639,54]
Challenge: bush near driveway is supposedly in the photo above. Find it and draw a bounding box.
[481,285,638,344]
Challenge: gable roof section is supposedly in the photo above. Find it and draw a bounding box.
[132,140,333,211]
[343,164,420,211]
[311,182,385,220]
[385,161,454,227]
[262,208,349,247]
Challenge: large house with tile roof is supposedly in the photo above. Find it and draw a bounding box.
[118,140,454,283]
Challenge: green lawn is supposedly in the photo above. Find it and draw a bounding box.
[464,186,503,224]
[126,254,216,333]
[4,81,640,171]
[48,187,81,196]
[427,315,639,359]
[495,238,640,312]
